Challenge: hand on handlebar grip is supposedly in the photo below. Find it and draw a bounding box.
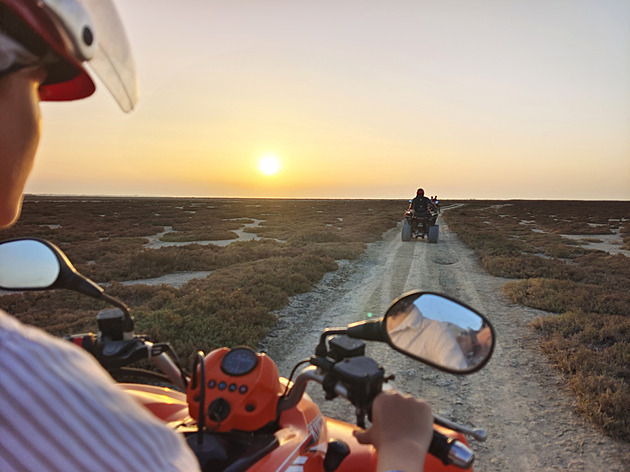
[353,390,433,472]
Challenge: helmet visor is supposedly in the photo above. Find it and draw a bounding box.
[80,0,137,111]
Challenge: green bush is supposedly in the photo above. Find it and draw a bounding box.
[531,310,630,439]
[1,196,404,363]
[446,200,630,441]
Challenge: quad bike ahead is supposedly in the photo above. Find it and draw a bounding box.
[402,202,440,243]
[0,238,495,472]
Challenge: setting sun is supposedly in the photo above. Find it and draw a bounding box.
[258,155,281,176]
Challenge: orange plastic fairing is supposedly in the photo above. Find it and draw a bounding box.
[186,348,283,433]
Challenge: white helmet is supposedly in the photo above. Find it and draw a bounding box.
[0,0,138,111]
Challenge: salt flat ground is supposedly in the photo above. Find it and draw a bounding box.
[3,197,628,469]
[260,213,630,472]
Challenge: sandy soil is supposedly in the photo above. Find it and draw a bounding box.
[259,210,630,471]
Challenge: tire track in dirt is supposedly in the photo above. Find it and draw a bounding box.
[260,213,630,471]
[364,233,416,315]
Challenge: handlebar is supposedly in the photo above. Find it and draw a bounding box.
[151,350,187,391]
[278,366,474,469]
[66,333,187,391]
[69,321,475,468]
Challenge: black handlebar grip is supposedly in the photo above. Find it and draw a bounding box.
[429,430,452,466]
[429,429,474,469]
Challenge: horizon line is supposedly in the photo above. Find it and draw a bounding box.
[23,193,630,202]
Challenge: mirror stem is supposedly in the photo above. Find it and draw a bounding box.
[100,292,134,331]
[72,274,134,331]
[315,328,348,357]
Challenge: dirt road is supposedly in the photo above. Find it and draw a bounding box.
[260,211,630,471]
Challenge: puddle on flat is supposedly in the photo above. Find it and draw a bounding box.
[120,271,213,288]
[143,219,280,249]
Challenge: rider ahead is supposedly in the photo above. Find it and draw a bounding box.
[410,188,437,236]
[411,188,435,214]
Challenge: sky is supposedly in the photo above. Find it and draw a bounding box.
[28,0,630,200]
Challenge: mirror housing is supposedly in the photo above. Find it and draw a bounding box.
[384,291,494,374]
[0,238,132,329]
[0,238,61,289]
[342,291,494,374]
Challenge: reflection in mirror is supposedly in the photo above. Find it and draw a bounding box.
[0,240,60,289]
[385,292,493,373]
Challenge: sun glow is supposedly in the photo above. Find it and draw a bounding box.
[258,155,281,176]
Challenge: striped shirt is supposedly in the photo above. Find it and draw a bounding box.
[0,310,200,471]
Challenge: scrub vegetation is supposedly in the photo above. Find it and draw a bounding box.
[1,196,402,361]
[443,200,630,440]
[3,197,629,441]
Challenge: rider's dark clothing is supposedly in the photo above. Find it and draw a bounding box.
[410,195,435,235]
[411,195,432,215]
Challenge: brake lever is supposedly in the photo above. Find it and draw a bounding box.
[433,413,487,442]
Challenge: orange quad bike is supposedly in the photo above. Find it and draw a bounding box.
[0,238,496,472]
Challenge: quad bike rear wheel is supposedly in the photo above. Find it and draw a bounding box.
[428,225,439,243]
[402,220,411,241]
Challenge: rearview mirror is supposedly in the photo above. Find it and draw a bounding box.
[0,239,61,289]
[0,238,131,325]
[384,292,494,374]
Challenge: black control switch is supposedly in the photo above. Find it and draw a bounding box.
[207,398,230,422]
